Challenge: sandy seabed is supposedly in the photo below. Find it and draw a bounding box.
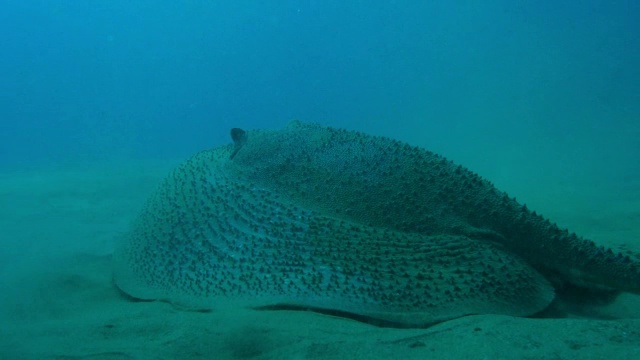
[1,160,639,360]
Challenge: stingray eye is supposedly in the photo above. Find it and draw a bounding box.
[229,128,248,160]
[230,128,247,145]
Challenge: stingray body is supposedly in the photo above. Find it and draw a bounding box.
[113,121,640,326]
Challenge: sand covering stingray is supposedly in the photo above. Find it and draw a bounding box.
[113,121,640,326]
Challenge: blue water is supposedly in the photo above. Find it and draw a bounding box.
[1,1,639,182]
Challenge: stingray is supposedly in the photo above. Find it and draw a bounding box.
[113,121,640,327]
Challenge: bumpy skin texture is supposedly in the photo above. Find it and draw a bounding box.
[113,121,640,326]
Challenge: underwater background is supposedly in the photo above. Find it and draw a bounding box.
[1,1,640,359]
[2,1,638,176]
